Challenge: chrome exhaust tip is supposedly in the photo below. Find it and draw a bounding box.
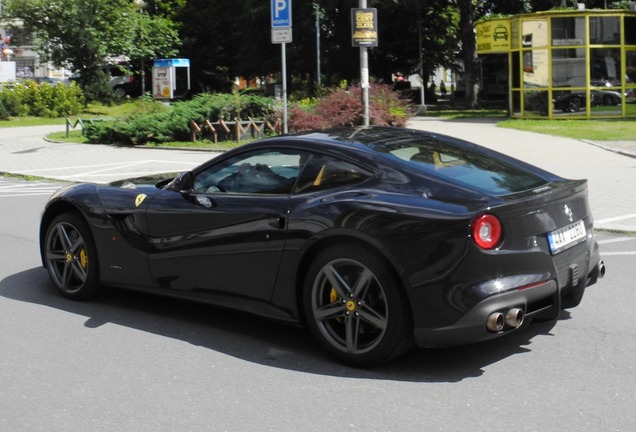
[486,312,505,332]
[506,308,524,328]
[598,260,606,278]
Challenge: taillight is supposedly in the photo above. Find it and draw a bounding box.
[472,214,502,249]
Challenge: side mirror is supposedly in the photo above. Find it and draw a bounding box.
[171,172,194,192]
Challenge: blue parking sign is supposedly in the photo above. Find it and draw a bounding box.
[271,0,292,28]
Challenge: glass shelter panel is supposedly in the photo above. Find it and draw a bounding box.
[551,17,585,46]
[590,48,621,85]
[511,20,520,49]
[626,50,636,106]
[589,17,620,45]
[511,51,521,88]
[552,89,588,117]
[552,48,586,88]
[627,51,636,83]
[524,90,549,116]
[524,49,549,88]
[625,17,636,45]
[512,91,521,116]
[522,20,548,48]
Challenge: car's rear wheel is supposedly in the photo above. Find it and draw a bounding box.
[113,86,127,98]
[567,97,582,112]
[303,246,413,366]
[44,213,101,300]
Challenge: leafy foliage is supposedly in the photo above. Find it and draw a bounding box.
[0,82,84,118]
[2,0,181,101]
[289,83,411,133]
[84,93,278,145]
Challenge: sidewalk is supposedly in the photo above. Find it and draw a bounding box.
[0,121,635,233]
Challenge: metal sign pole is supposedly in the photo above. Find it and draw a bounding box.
[282,42,288,134]
[271,0,292,135]
[360,0,369,126]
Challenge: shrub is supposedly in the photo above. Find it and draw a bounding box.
[0,81,84,118]
[314,87,362,128]
[288,105,328,132]
[84,92,279,145]
[288,83,411,133]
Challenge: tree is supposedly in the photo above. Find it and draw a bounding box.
[2,0,181,100]
[455,0,479,108]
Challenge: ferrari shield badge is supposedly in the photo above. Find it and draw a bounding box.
[135,193,147,207]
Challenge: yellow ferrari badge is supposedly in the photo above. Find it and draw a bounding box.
[135,193,147,207]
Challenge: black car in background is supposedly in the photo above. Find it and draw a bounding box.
[39,127,605,366]
[554,89,622,112]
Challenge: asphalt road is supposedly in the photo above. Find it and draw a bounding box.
[1,178,635,432]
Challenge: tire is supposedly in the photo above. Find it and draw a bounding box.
[44,213,102,300]
[303,246,413,367]
[567,97,582,112]
[113,86,127,98]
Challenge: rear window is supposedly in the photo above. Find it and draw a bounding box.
[373,137,547,195]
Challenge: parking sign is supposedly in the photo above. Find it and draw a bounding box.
[271,0,292,28]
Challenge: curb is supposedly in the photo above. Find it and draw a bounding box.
[581,140,636,159]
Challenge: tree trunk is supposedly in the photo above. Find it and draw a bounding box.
[457,0,479,108]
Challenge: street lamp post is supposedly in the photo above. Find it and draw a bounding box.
[133,0,147,95]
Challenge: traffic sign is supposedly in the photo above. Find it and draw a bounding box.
[271,0,292,28]
[272,28,292,44]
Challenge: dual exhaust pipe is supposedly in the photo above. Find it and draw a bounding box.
[486,260,606,333]
[486,308,524,333]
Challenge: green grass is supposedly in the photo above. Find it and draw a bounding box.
[422,109,508,119]
[46,130,247,150]
[422,108,636,140]
[497,118,636,140]
[0,117,66,127]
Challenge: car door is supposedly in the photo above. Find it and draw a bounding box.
[145,148,309,302]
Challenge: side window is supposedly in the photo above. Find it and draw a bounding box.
[193,149,309,195]
[294,154,371,194]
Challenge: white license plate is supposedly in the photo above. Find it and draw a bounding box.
[548,220,587,254]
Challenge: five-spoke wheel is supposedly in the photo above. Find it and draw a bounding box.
[44,213,101,299]
[567,97,582,112]
[303,246,412,366]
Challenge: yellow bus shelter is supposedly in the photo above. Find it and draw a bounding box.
[477,10,636,119]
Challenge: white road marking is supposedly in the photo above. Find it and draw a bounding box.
[13,159,200,174]
[597,237,636,245]
[600,252,636,256]
[0,182,62,197]
[596,213,636,223]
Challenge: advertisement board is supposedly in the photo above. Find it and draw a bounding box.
[351,8,378,47]
[476,19,511,54]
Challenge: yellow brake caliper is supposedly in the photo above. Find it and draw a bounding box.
[79,248,88,270]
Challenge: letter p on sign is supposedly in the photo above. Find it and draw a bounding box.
[275,0,286,17]
[271,0,291,28]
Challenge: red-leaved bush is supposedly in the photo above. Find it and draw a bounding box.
[288,83,411,133]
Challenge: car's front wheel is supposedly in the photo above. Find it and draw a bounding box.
[303,246,413,366]
[44,213,101,300]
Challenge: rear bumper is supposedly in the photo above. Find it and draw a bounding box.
[413,279,559,348]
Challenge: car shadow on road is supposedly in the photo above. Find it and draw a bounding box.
[1,267,559,383]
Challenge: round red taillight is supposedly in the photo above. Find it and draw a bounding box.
[472,214,503,249]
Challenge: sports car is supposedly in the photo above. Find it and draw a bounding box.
[554,89,622,112]
[39,126,605,366]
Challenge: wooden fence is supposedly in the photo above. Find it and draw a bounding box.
[189,117,281,143]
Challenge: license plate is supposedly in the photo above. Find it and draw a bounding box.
[548,220,587,254]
